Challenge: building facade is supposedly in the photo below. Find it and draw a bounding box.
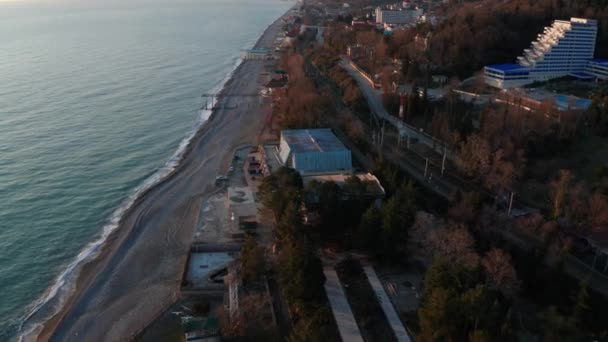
[484,18,607,89]
[279,129,352,175]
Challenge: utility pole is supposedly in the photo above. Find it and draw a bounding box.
[424,158,429,178]
[441,146,447,177]
[380,120,385,147]
[508,192,515,216]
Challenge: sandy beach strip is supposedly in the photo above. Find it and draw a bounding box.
[31,7,292,342]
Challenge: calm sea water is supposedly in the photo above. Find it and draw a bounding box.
[0,0,292,338]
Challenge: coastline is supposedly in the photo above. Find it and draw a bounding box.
[24,6,293,342]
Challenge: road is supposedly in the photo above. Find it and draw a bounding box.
[305,56,608,297]
[339,58,452,159]
[323,268,364,342]
[304,59,454,198]
[363,266,411,342]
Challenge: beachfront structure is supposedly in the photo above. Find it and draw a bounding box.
[242,48,270,60]
[485,18,608,89]
[279,129,352,175]
[375,6,423,26]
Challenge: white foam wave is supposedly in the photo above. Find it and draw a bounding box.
[17,54,245,342]
[17,11,285,340]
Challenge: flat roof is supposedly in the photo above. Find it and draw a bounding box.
[302,172,385,197]
[186,252,234,287]
[590,58,608,66]
[569,71,595,79]
[281,129,348,154]
[485,64,529,72]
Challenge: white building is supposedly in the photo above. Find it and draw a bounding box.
[485,18,608,89]
[279,129,352,175]
[375,6,423,26]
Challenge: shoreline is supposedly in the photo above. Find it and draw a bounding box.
[24,6,293,341]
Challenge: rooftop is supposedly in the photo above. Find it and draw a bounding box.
[485,64,529,72]
[281,129,348,154]
[265,76,288,89]
[302,172,386,197]
[569,71,595,79]
[590,58,608,66]
[245,48,269,54]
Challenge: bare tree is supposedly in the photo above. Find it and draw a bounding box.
[482,248,520,297]
[549,170,572,219]
[428,223,479,268]
[456,134,491,178]
[484,149,516,195]
[566,183,588,231]
[588,193,608,229]
[448,192,480,224]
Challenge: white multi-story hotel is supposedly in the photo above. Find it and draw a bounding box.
[375,6,423,26]
[484,18,608,89]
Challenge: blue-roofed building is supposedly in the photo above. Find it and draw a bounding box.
[279,129,352,175]
[484,64,532,89]
[585,59,608,80]
[484,18,606,89]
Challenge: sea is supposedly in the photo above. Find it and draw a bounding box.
[0,0,293,339]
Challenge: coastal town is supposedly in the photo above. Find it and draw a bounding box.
[130,0,608,341]
[29,0,608,341]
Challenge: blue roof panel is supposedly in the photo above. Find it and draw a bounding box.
[485,64,529,72]
[282,129,348,154]
[569,72,595,79]
[590,58,608,66]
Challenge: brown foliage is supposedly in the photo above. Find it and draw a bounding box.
[484,150,515,193]
[428,223,479,268]
[456,133,491,178]
[549,169,572,219]
[426,0,608,77]
[448,192,480,225]
[237,293,276,338]
[515,212,558,242]
[275,53,331,129]
[482,248,520,297]
[588,193,608,230]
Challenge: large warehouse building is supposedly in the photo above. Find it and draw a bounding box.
[279,129,352,175]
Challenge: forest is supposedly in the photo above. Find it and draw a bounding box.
[425,0,608,77]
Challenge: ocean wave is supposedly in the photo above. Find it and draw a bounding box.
[16,9,285,340]
[16,53,245,342]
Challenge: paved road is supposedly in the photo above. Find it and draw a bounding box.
[323,268,364,342]
[313,58,608,297]
[301,45,608,298]
[339,58,452,159]
[338,60,608,297]
[363,266,412,342]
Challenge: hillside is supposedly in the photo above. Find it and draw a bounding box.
[424,0,608,77]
